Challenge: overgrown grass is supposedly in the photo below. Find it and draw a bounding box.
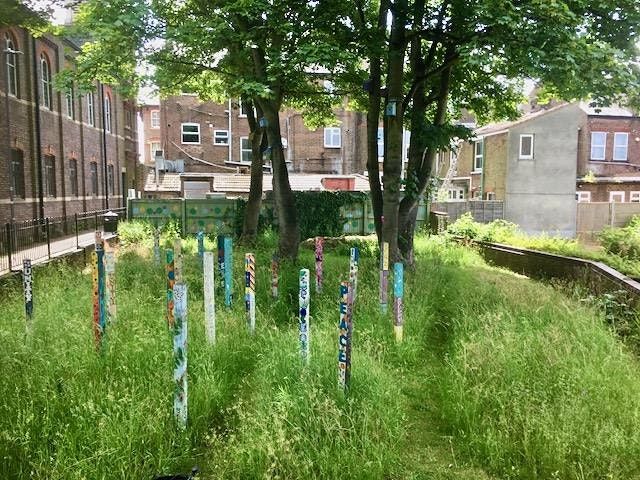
[2,229,640,479]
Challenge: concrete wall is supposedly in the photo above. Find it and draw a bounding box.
[505,104,579,236]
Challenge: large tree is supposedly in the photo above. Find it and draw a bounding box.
[340,0,640,263]
[63,0,349,259]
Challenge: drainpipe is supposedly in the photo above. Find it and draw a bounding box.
[480,137,485,199]
[227,98,232,164]
[100,84,109,209]
[32,37,44,220]
[3,46,15,221]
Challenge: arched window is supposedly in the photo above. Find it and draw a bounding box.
[40,53,52,109]
[104,93,112,133]
[5,34,18,97]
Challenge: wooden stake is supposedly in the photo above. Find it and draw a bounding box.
[349,247,359,305]
[271,254,279,299]
[245,253,256,334]
[379,242,389,313]
[338,281,353,391]
[173,282,188,429]
[393,262,404,343]
[22,259,33,324]
[166,249,175,328]
[299,268,310,363]
[315,236,323,293]
[203,252,216,344]
[224,237,233,307]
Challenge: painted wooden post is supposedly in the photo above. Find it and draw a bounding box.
[92,250,100,346]
[224,236,233,307]
[393,262,404,343]
[105,250,117,323]
[197,231,204,262]
[22,259,33,324]
[96,232,107,343]
[173,282,188,429]
[245,253,256,334]
[217,235,225,293]
[379,242,389,313]
[349,247,359,305]
[203,252,216,344]
[174,238,183,283]
[166,249,175,328]
[271,254,279,299]
[153,228,160,265]
[315,236,324,293]
[93,231,106,348]
[338,281,353,391]
[299,268,310,363]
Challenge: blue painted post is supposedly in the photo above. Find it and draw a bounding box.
[299,269,310,363]
[96,231,107,344]
[22,259,33,324]
[166,249,175,328]
[338,281,353,391]
[224,237,233,307]
[349,247,359,305]
[173,282,188,429]
[217,235,225,293]
[393,262,404,343]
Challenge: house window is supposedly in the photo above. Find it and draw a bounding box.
[377,127,384,158]
[68,158,78,197]
[214,130,229,145]
[5,34,18,97]
[86,93,95,126]
[590,132,606,160]
[519,134,534,160]
[44,155,56,197]
[107,164,115,195]
[576,191,591,203]
[613,133,628,161]
[150,142,162,158]
[181,123,200,144]
[104,94,112,133]
[240,137,252,163]
[609,191,625,203]
[324,127,341,148]
[474,139,483,171]
[447,188,465,201]
[89,161,99,196]
[150,110,160,128]
[486,192,496,200]
[65,87,75,119]
[630,191,640,203]
[125,108,132,129]
[238,99,256,118]
[11,148,25,198]
[40,54,52,109]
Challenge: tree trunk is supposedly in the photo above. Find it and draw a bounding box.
[260,100,300,260]
[382,0,407,262]
[241,99,265,245]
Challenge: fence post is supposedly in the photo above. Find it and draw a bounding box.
[45,218,51,259]
[6,223,12,272]
[75,213,79,249]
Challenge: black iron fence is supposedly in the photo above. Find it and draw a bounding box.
[0,207,126,273]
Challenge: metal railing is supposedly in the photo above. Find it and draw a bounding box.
[0,207,126,273]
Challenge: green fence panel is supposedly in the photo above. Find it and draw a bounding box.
[183,199,236,234]
[130,199,183,227]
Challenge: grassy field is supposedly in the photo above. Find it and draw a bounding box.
[1,232,640,479]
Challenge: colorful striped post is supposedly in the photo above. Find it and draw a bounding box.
[245,253,256,334]
[393,262,404,343]
[224,237,233,307]
[166,249,175,328]
[271,254,279,299]
[173,282,188,429]
[315,236,324,293]
[105,250,117,323]
[379,242,389,313]
[217,235,225,293]
[349,247,359,305]
[153,228,161,265]
[92,250,100,346]
[299,269,310,363]
[338,281,353,391]
[203,251,216,344]
[93,231,106,348]
[22,259,33,324]
[197,231,204,262]
[174,238,183,283]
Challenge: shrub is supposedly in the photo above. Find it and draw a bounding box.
[599,216,640,260]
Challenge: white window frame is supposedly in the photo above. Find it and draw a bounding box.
[519,134,534,160]
[447,188,465,201]
[474,139,483,172]
[613,132,628,161]
[86,93,95,126]
[590,132,606,160]
[214,130,229,146]
[150,142,162,159]
[40,54,52,109]
[630,191,640,203]
[104,95,112,133]
[150,110,160,129]
[240,136,252,163]
[5,34,18,97]
[486,191,496,200]
[377,127,384,158]
[324,127,341,148]
[181,122,201,144]
[609,191,625,203]
[577,191,591,203]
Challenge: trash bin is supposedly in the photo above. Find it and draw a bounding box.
[103,211,119,233]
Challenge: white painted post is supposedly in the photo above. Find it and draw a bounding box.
[203,252,216,344]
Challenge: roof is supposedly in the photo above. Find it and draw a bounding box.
[144,171,181,192]
[578,102,634,117]
[474,103,572,137]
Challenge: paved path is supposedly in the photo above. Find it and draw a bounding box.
[0,231,115,277]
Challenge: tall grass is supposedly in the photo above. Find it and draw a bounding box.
[1,229,640,479]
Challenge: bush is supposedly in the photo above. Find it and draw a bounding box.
[599,216,640,260]
[118,220,153,245]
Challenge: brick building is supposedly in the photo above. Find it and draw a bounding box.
[140,95,368,177]
[0,26,139,223]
